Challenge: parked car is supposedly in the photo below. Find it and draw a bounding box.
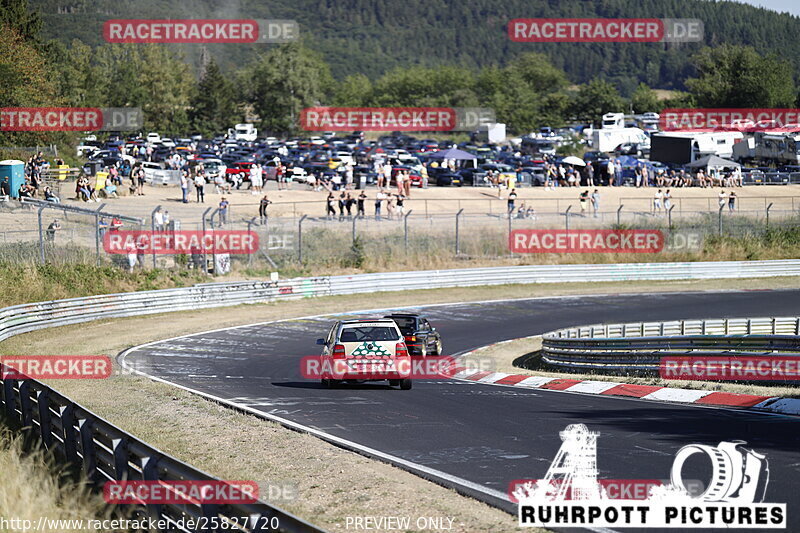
[390,166,424,187]
[225,161,256,181]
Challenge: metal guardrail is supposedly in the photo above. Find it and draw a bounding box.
[2,260,800,527]
[541,316,800,372]
[1,380,319,533]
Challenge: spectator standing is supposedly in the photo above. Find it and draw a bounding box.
[194,172,205,203]
[259,194,271,224]
[136,165,146,196]
[375,190,385,220]
[664,190,673,213]
[607,159,615,186]
[345,192,354,218]
[642,165,650,187]
[591,189,600,218]
[614,159,622,185]
[718,190,726,210]
[338,191,346,221]
[357,191,366,218]
[326,192,337,219]
[654,189,663,214]
[396,193,406,217]
[218,197,229,226]
[180,172,189,203]
[585,163,594,187]
[154,209,164,231]
[507,189,517,216]
[579,190,589,213]
[728,191,737,212]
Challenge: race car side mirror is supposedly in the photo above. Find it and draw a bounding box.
[316,338,326,345]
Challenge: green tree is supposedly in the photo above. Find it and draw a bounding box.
[244,43,333,135]
[570,79,626,125]
[190,58,238,136]
[332,73,373,106]
[0,0,42,43]
[630,83,661,114]
[685,45,796,107]
[0,26,61,146]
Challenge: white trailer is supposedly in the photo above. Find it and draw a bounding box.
[591,127,649,153]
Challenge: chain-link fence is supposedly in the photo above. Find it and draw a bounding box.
[1,196,799,274]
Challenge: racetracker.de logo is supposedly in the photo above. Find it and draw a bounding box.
[300,107,496,132]
[508,18,703,43]
[509,230,664,254]
[0,356,112,379]
[660,356,800,381]
[103,480,258,505]
[1,107,143,132]
[103,19,298,44]
[661,108,800,132]
[103,231,258,255]
[300,355,493,380]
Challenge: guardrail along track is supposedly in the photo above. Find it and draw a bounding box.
[0,379,321,532]
[542,316,800,373]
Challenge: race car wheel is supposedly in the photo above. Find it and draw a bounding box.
[433,340,442,356]
[389,379,400,387]
[400,378,413,390]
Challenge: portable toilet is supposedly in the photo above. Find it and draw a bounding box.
[0,160,25,198]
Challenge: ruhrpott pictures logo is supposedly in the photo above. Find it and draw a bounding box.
[516,424,785,528]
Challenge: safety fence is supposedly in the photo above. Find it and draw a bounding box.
[541,316,800,373]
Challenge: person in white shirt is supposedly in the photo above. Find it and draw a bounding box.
[153,209,164,231]
[194,172,205,203]
[653,189,663,213]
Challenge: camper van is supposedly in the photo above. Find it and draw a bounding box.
[601,113,625,129]
[227,123,258,142]
[592,127,649,153]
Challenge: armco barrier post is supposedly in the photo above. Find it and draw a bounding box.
[298,214,307,263]
[150,205,161,269]
[617,204,623,226]
[37,205,46,265]
[718,205,724,236]
[668,205,675,229]
[766,202,773,227]
[455,208,464,255]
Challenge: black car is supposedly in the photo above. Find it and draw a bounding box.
[457,167,487,186]
[384,313,442,356]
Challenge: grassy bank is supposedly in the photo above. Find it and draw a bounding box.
[0,425,121,532]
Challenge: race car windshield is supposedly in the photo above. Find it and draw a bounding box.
[340,327,400,342]
[390,317,416,333]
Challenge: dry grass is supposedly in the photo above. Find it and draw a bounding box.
[0,427,124,532]
[2,278,799,530]
[464,336,800,399]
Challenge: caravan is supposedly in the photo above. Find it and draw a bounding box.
[227,123,258,142]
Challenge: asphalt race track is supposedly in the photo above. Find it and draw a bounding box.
[121,290,800,530]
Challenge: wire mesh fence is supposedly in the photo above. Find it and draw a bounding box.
[1,197,799,274]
